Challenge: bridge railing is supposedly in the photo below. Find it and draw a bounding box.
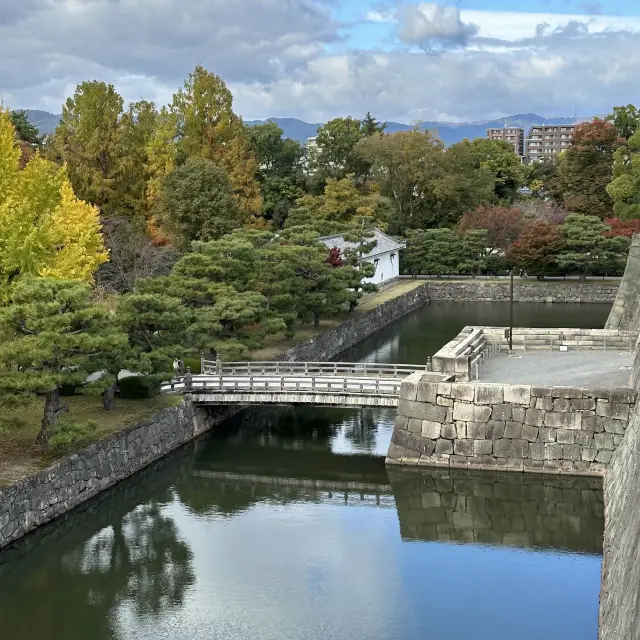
[201,360,426,378]
[164,374,402,396]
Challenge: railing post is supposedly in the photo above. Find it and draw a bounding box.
[201,352,205,375]
[344,378,348,392]
[375,379,380,394]
[334,362,338,376]
[426,356,433,372]
[304,362,308,376]
[248,361,252,376]
[215,354,221,375]
[184,367,192,393]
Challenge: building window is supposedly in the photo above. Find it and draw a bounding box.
[390,253,395,264]
[374,259,380,270]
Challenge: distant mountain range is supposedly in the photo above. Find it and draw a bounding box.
[24,109,582,146]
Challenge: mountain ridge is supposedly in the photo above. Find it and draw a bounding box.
[24,109,583,146]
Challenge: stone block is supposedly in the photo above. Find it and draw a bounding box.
[595,450,614,464]
[440,423,456,440]
[417,382,438,403]
[467,422,486,439]
[543,460,563,472]
[572,461,592,474]
[587,388,613,400]
[505,458,524,472]
[521,424,539,442]
[473,440,493,456]
[512,407,526,422]
[571,398,596,411]
[524,409,544,427]
[453,402,491,423]
[556,429,576,444]
[594,433,615,451]
[408,418,422,434]
[603,419,626,435]
[435,439,453,455]
[449,455,469,469]
[524,458,545,472]
[563,444,581,461]
[589,462,607,476]
[437,396,454,407]
[575,431,593,447]
[582,448,598,462]
[491,404,512,421]
[539,427,557,442]
[455,422,467,439]
[437,382,452,397]
[475,383,504,405]
[494,439,511,458]
[535,397,553,411]
[487,421,505,440]
[609,388,637,404]
[532,386,553,398]
[545,443,563,460]
[504,422,522,439]
[422,420,442,439]
[582,413,598,432]
[395,415,409,431]
[454,439,474,457]
[398,399,449,423]
[614,434,624,446]
[510,439,529,458]
[529,443,545,461]
[552,398,571,412]
[451,384,475,401]
[544,412,582,430]
[552,386,583,399]
[400,378,419,401]
[504,385,532,405]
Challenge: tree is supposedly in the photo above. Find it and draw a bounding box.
[606,105,640,140]
[361,112,387,137]
[458,230,488,277]
[506,222,565,278]
[556,119,621,219]
[156,157,243,246]
[606,130,640,220]
[171,65,262,219]
[313,117,366,180]
[421,229,462,277]
[10,110,44,146]
[0,110,108,300]
[556,213,630,279]
[401,230,428,276]
[604,217,640,238]
[50,81,125,216]
[462,138,524,202]
[523,156,559,199]
[456,205,524,250]
[0,279,128,443]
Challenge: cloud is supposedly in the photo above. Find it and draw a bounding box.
[396,3,479,52]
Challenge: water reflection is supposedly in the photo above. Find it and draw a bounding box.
[388,467,604,554]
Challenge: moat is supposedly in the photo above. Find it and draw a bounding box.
[0,302,611,640]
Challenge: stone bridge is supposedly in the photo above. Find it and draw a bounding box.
[164,360,445,408]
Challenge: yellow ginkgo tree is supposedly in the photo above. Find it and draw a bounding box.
[0,109,108,301]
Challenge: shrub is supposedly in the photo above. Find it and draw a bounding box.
[118,376,161,399]
[49,420,98,448]
[183,357,202,374]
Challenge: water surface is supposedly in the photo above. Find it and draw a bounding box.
[0,302,608,639]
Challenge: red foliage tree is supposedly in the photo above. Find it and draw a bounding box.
[604,218,640,238]
[326,247,344,267]
[456,205,525,250]
[506,222,565,277]
[556,119,622,219]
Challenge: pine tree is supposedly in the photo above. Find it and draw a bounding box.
[0,279,128,443]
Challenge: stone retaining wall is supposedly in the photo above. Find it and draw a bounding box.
[0,401,236,550]
[387,374,636,476]
[606,235,640,330]
[424,281,618,303]
[275,284,430,362]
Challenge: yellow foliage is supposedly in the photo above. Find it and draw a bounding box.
[0,110,108,300]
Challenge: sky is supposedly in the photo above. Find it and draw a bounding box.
[1,0,639,123]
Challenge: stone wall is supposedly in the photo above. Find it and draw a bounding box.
[423,280,618,304]
[387,373,636,476]
[0,401,236,550]
[606,235,640,330]
[275,283,431,362]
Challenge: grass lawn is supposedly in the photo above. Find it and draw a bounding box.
[0,394,182,488]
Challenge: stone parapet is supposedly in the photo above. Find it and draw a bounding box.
[387,374,637,476]
[424,280,619,304]
[606,235,640,330]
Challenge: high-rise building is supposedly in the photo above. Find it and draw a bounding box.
[526,124,576,163]
[486,126,525,157]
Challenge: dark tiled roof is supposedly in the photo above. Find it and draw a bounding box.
[318,228,406,259]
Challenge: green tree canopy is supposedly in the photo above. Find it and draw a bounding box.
[606,105,640,140]
[10,110,44,146]
[606,130,640,220]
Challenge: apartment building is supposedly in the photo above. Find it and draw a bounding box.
[526,124,576,163]
[486,127,525,157]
